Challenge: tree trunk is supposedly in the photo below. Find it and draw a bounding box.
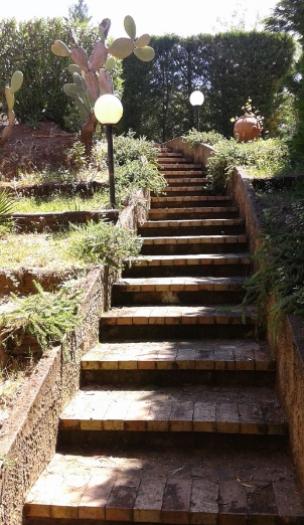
[80,113,98,157]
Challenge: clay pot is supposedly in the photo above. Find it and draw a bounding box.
[233,115,262,142]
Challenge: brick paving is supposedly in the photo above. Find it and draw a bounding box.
[24,146,304,523]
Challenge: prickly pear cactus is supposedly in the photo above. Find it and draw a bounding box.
[0,71,24,146]
[51,15,155,154]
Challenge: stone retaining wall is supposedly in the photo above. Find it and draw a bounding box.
[11,209,118,233]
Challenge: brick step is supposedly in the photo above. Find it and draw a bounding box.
[157,152,184,157]
[163,170,204,177]
[158,158,195,164]
[100,305,257,340]
[162,187,206,196]
[24,449,304,524]
[148,206,240,220]
[140,234,247,255]
[139,218,245,236]
[151,195,232,208]
[81,340,275,387]
[124,253,251,278]
[112,276,246,305]
[164,177,208,186]
[59,385,286,440]
[159,163,202,170]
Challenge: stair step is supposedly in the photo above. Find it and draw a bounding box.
[140,234,247,255]
[59,385,286,435]
[165,177,208,185]
[114,276,245,292]
[24,450,304,523]
[151,195,231,207]
[164,186,206,193]
[124,253,251,278]
[158,158,195,164]
[100,305,256,326]
[159,163,202,170]
[157,152,184,157]
[148,206,240,220]
[163,170,204,176]
[129,253,251,267]
[142,234,247,245]
[139,219,245,236]
[82,340,274,372]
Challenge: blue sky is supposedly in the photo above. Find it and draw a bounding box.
[3,0,278,36]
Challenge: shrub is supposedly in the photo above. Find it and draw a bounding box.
[113,131,157,165]
[182,129,224,147]
[0,281,81,354]
[69,221,142,268]
[116,158,166,202]
[207,138,289,191]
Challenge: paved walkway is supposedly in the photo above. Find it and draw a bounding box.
[23,148,304,524]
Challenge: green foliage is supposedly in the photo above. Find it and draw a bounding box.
[116,159,166,202]
[0,281,81,353]
[110,132,165,200]
[0,191,14,220]
[265,0,304,40]
[207,138,289,191]
[68,0,91,26]
[243,180,304,336]
[182,129,224,147]
[0,18,107,127]
[121,32,295,141]
[265,1,304,164]
[113,131,157,165]
[69,221,142,268]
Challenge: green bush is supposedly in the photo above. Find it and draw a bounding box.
[114,131,157,165]
[69,221,142,268]
[0,281,81,353]
[116,159,166,202]
[182,129,224,147]
[207,138,289,191]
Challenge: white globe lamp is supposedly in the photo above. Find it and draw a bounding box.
[189,90,205,130]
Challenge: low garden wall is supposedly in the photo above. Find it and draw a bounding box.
[11,209,118,233]
[165,136,304,488]
[0,191,148,525]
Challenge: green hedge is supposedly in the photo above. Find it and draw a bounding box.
[121,32,295,141]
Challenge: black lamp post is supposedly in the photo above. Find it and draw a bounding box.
[94,94,124,209]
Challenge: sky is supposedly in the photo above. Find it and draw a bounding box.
[1,0,279,36]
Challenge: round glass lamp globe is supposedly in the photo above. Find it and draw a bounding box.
[94,94,123,125]
[189,90,205,107]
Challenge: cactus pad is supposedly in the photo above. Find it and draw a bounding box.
[135,34,151,48]
[109,38,134,59]
[134,46,155,62]
[10,71,24,93]
[124,15,136,39]
[51,40,71,57]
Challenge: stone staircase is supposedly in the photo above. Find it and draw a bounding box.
[23,147,304,524]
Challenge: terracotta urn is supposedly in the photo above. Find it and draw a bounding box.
[233,115,262,142]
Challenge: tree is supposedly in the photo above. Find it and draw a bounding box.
[265,0,304,42]
[265,0,304,162]
[68,0,91,26]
